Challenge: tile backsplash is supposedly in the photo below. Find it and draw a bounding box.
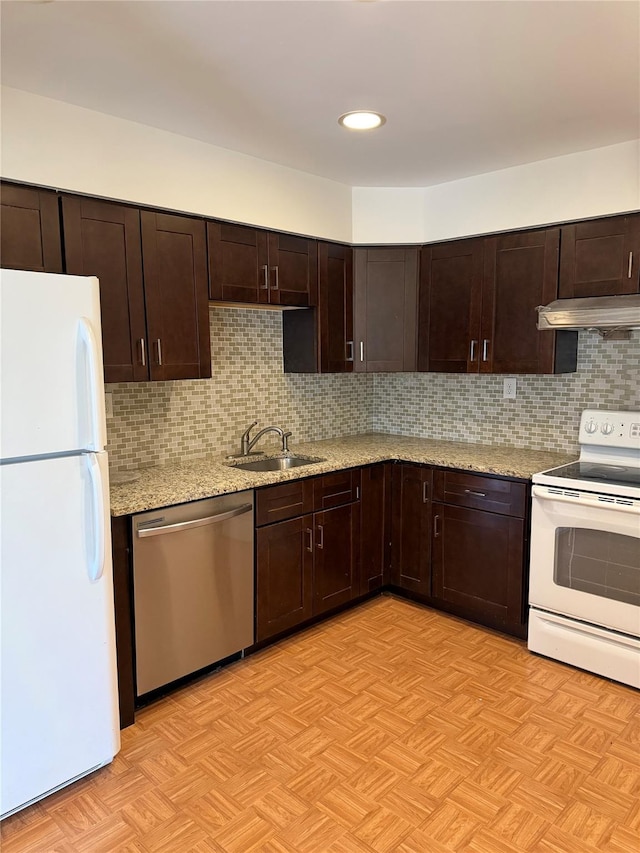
[106,307,639,473]
[106,307,374,473]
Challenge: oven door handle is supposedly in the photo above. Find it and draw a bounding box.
[532,485,640,515]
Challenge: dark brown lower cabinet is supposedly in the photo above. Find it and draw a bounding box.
[360,463,392,594]
[314,503,360,615]
[431,503,526,636]
[111,517,135,728]
[391,463,433,596]
[255,471,362,642]
[256,514,314,642]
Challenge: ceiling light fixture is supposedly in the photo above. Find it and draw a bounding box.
[338,111,386,131]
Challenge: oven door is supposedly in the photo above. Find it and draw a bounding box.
[529,485,640,638]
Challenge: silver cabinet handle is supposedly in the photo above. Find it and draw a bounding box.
[629,252,633,279]
[137,504,253,538]
[139,338,146,367]
[156,338,163,366]
[464,489,487,498]
[346,341,354,362]
[271,266,279,290]
[423,481,429,503]
[360,341,364,362]
[433,514,441,537]
[482,339,489,362]
[355,485,360,500]
[470,340,477,362]
[306,528,313,552]
[316,524,324,549]
[261,265,269,289]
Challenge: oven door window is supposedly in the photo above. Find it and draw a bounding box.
[555,528,640,606]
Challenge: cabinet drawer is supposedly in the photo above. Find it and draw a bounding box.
[313,469,361,511]
[433,470,527,518]
[255,479,314,526]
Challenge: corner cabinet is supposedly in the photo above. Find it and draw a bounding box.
[391,463,433,597]
[62,196,211,383]
[431,470,528,638]
[354,247,419,372]
[208,220,318,307]
[559,213,640,297]
[419,228,578,375]
[0,182,63,273]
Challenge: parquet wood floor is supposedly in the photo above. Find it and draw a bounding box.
[3,595,640,853]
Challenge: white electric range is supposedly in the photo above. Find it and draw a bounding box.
[528,409,640,689]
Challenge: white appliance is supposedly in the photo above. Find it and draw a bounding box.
[528,409,640,689]
[0,269,120,819]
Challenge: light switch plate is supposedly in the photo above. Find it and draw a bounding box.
[503,378,517,399]
[105,392,114,419]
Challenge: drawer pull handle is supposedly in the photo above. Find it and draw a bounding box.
[316,524,324,549]
[306,528,313,552]
[433,514,440,537]
[464,489,487,498]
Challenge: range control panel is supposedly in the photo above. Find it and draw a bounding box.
[579,409,640,449]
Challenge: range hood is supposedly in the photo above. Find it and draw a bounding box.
[537,294,640,339]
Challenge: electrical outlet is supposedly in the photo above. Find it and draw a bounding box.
[105,392,114,419]
[503,378,517,400]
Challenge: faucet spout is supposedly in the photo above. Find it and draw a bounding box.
[245,425,291,454]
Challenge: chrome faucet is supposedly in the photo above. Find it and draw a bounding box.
[240,422,292,455]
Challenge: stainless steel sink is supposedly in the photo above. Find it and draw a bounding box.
[227,455,324,472]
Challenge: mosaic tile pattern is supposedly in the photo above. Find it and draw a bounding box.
[106,307,374,473]
[106,310,638,474]
[373,331,640,453]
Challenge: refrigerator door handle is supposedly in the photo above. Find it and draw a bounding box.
[87,454,105,582]
[78,317,106,451]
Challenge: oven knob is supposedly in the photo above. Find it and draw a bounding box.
[584,419,598,434]
[601,422,614,435]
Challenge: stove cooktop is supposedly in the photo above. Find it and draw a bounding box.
[538,460,640,491]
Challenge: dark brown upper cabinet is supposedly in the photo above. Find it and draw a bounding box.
[1,182,63,274]
[354,247,419,372]
[282,241,353,374]
[318,242,353,373]
[419,227,577,375]
[559,213,640,298]
[418,238,483,373]
[141,211,211,381]
[207,220,318,308]
[63,196,211,383]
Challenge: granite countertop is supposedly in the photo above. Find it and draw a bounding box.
[109,433,575,516]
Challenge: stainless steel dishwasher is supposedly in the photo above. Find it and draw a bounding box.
[132,491,254,697]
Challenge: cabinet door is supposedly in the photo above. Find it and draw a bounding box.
[559,214,640,298]
[141,211,211,381]
[62,196,148,383]
[482,228,570,374]
[256,515,314,642]
[313,503,360,615]
[313,468,361,511]
[354,247,418,372]
[418,238,483,373]
[318,242,354,372]
[1,183,62,273]
[391,464,432,596]
[360,464,391,595]
[207,221,269,304]
[268,232,318,307]
[431,502,525,635]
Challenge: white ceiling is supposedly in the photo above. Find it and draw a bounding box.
[1,1,638,187]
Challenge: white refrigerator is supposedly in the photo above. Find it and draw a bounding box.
[0,269,120,819]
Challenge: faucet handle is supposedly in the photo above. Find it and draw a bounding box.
[241,420,258,455]
[243,420,258,436]
[282,431,293,453]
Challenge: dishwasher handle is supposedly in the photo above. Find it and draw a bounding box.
[136,503,253,538]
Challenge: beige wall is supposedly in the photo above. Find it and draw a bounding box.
[352,140,640,243]
[0,87,353,242]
